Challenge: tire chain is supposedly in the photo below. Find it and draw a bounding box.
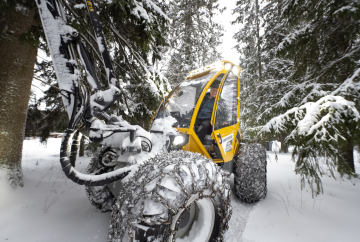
[234,143,267,203]
[108,150,232,242]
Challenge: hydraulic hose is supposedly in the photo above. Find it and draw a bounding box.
[60,128,136,186]
[69,131,82,167]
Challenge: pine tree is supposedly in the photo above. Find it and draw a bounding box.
[164,0,224,86]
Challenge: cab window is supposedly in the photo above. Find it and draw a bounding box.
[214,72,238,129]
[154,71,216,128]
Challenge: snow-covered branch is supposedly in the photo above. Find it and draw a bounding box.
[261,95,360,140]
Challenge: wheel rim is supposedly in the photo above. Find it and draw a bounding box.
[170,196,215,242]
[99,149,117,167]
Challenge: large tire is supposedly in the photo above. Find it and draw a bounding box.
[234,143,267,203]
[108,151,232,242]
[85,147,116,212]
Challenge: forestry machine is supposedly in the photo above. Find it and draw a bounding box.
[36,0,267,241]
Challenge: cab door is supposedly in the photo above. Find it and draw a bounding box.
[211,70,240,162]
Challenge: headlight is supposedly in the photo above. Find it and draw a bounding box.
[232,66,241,76]
[168,134,189,150]
[225,63,232,70]
[173,136,184,145]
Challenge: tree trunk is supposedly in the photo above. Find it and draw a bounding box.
[79,136,85,157]
[255,0,263,105]
[255,0,262,83]
[185,0,192,66]
[339,145,355,173]
[279,132,288,153]
[0,7,38,188]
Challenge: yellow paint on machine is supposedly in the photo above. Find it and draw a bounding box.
[87,1,94,12]
[152,60,242,165]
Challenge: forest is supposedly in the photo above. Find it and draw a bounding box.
[1,0,359,193]
[0,0,359,241]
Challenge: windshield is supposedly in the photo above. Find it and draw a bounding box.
[155,71,217,128]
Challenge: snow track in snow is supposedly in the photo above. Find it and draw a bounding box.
[1,139,360,242]
[224,192,256,242]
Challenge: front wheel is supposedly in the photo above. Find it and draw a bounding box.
[108,151,231,242]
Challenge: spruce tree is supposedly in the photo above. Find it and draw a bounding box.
[254,0,292,152]
[232,0,265,140]
[0,0,39,188]
[164,0,224,86]
[30,0,172,137]
[233,0,360,194]
[0,0,171,188]
[260,0,360,194]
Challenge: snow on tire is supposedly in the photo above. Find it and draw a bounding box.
[85,147,116,212]
[108,151,232,242]
[234,143,267,203]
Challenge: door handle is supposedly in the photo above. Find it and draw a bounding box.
[217,133,222,144]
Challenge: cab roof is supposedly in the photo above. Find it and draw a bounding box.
[186,60,241,80]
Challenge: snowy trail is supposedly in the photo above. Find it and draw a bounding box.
[224,194,256,242]
[1,138,360,242]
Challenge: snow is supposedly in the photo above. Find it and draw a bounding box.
[333,3,358,15]
[187,62,222,79]
[151,116,178,134]
[74,4,86,9]
[96,37,105,53]
[278,24,312,51]
[70,164,138,182]
[142,0,170,21]
[331,67,360,95]
[0,139,109,242]
[1,139,360,242]
[261,95,360,140]
[177,199,214,242]
[238,152,360,242]
[132,1,150,21]
[131,0,170,22]
[15,4,28,14]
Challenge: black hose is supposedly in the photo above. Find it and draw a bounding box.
[136,135,153,152]
[60,128,132,186]
[69,131,81,167]
[68,85,78,129]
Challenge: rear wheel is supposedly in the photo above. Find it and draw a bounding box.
[234,143,267,203]
[85,146,116,212]
[108,151,231,242]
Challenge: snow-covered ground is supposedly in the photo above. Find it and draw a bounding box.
[1,138,360,242]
